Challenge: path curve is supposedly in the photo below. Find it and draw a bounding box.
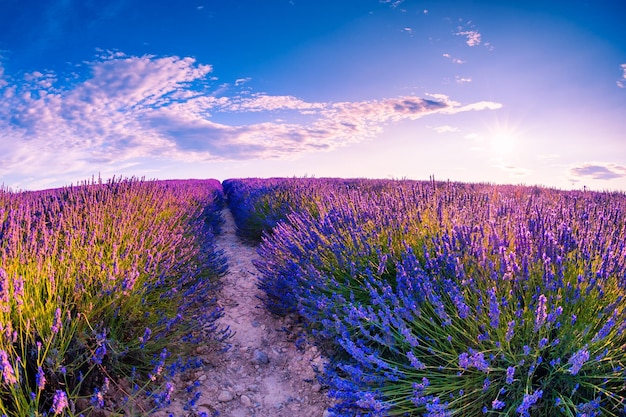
[157,208,332,417]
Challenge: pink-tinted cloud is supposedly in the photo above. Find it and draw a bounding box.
[224,94,325,113]
[569,163,626,180]
[0,53,502,184]
[456,30,481,47]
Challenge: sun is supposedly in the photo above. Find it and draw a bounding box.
[486,117,522,156]
[490,128,516,154]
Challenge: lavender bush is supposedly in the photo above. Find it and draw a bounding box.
[250,178,626,416]
[222,177,389,243]
[222,177,321,242]
[0,178,228,416]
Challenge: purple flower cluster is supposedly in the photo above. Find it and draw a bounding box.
[568,347,590,375]
[515,389,542,416]
[459,350,490,373]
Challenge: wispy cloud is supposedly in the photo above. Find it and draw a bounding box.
[0,63,6,89]
[235,77,252,86]
[493,161,531,178]
[0,53,502,185]
[442,53,466,64]
[431,125,459,134]
[617,63,626,88]
[455,76,472,84]
[569,163,626,180]
[380,0,404,9]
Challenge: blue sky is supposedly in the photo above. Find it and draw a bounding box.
[0,0,625,191]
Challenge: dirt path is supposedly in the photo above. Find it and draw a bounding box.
[157,209,333,417]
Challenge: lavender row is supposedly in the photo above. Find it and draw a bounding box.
[0,178,228,416]
[222,177,395,243]
[238,178,626,416]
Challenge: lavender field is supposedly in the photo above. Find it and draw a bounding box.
[226,178,626,416]
[0,178,228,416]
[1,177,625,416]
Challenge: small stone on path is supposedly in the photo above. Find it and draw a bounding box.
[218,390,234,402]
[253,349,269,364]
[240,394,252,407]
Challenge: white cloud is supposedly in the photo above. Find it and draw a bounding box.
[445,100,502,114]
[380,0,404,8]
[0,53,502,186]
[456,30,481,47]
[235,77,251,86]
[432,125,459,134]
[455,76,472,84]
[617,63,626,88]
[223,94,324,113]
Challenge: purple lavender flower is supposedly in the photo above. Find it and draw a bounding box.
[459,352,470,369]
[407,351,426,370]
[546,305,563,324]
[592,316,616,343]
[13,275,24,308]
[505,366,515,384]
[139,327,152,347]
[534,294,547,331]
[568,347,590,375]
[487,287,500,328]
[93,344,107,365]
[51,390,69,415]
[577,398,601,417]
[51,307,62,334]
[516,389,543,417]
[459,350,490,373]
[424,396,451,417]
[355,392,386,412]
[492,399,506,410]
[0,350,17,385]
[36,366,46,390]
[505,320,515,342]
[91,388,105,408]
[482,377,491,392]
[0,268,9,313]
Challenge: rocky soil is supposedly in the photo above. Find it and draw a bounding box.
[156,209,333,417]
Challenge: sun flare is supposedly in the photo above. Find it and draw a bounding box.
[490,129,516,154]
[486,118,522,155]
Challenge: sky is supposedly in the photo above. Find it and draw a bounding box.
[0,0,625,191]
